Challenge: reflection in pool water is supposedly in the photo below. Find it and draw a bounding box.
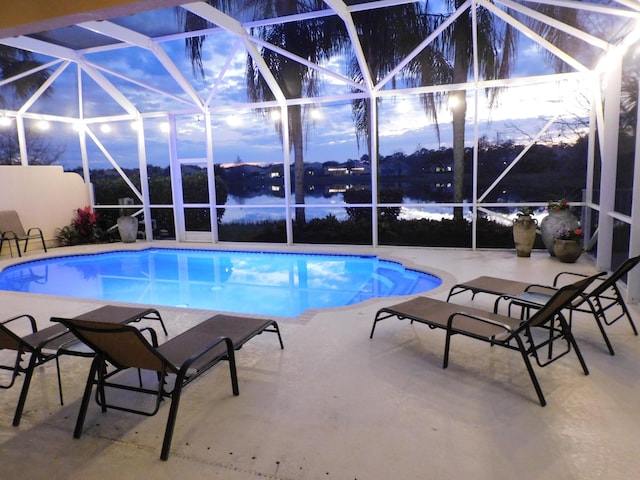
[0,248,441,317]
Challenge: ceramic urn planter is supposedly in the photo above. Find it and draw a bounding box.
[540,209,579,256]
[117,215,138,243]
[553,239,582,263]
[512,214,537,257]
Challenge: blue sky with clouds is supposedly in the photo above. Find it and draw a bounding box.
[13,4,597,171]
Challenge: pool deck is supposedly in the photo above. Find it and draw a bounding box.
[1,242,639,479]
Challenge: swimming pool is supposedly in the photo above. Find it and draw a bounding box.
[0,248,441,317]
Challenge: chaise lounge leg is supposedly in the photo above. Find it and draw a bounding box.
[370,311,395,338]
[74,356,102,439]
[565,329,589,377]
[369,314,382,338]
[271,322,284,349]
[225,338,239,396]
[443,329,452,369]
[13,236,22,257]
[160,338,239,460]
[593,312,615,356]
[513,335,546,407]
[12,355,38,426]
[580,297,615,356]
[55,356,64,405]
[161,384,184,461]
[611,285,638,335]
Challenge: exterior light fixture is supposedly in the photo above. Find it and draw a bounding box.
[0,115,11,127]
[100,124,112,133]
[271,110,281,121]
[226,115,241,127]
[396,100,411,114]
[37,120,50,130]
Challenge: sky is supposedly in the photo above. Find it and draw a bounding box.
[0,3,611,170]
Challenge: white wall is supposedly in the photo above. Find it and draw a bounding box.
[0,165,91,255]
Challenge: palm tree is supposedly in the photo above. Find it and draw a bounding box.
[180,2,586,227]
[1,46,52,165]
[620,36,638,136]
[179,1,347,227]
[245,1,347,227]
[421,2,593,220]
[349,3,447,160]
[349,4,453,211]
[348,2,514,220]
[422,2,518,220]
[0,46,50,107]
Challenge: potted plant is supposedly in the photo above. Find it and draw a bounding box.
[540,198,579,256]
[117,215,138,243]
[553,227,584,263]
[117,198,138,243]
[55,206,101,246]
[512,207,537,257]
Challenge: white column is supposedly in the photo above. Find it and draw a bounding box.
[167,114,185,242]
[136,117,152,241]
[595,55,623,271]
[628,74,640,303]
[371,95,379,247]
[205,111,219,243]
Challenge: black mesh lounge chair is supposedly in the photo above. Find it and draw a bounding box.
[370,274,602,406]
[446,255,640,355]
[52,313,283,461]
[0,210,47,257]
[0,314,72,426]
[0,306,166,426]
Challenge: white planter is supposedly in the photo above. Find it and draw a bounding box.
[117,216,138,243]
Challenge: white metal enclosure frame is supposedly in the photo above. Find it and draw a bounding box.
[0,1,639,299]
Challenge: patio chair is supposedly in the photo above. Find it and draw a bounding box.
[0,210,47,257]
[370,274,602,406]
[52,313,283,460]
[0,305,167,426]
[446,255,640,355]
[0,314,74,426]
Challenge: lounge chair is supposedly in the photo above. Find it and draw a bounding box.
[0,306,167,426]
[446,255,640,355]
[0,314,71,426]
[370,274,602,406]
[0,210,47,257]
[51,312,284,460]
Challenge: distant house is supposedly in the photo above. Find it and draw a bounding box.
[323,161,370,176]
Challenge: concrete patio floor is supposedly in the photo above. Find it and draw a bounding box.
[1,243,639,479]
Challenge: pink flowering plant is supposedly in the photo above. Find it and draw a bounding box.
[73,206,99,242]
[555,227,583,241]
[56,206,103,245]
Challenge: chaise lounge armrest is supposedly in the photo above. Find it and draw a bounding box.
[446,311,516,342]
[161,333,238,392]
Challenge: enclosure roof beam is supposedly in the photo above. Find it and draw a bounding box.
[79,20,204,109]
[182,2,286,105]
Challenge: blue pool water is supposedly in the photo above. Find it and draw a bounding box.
[0,248,441,317]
